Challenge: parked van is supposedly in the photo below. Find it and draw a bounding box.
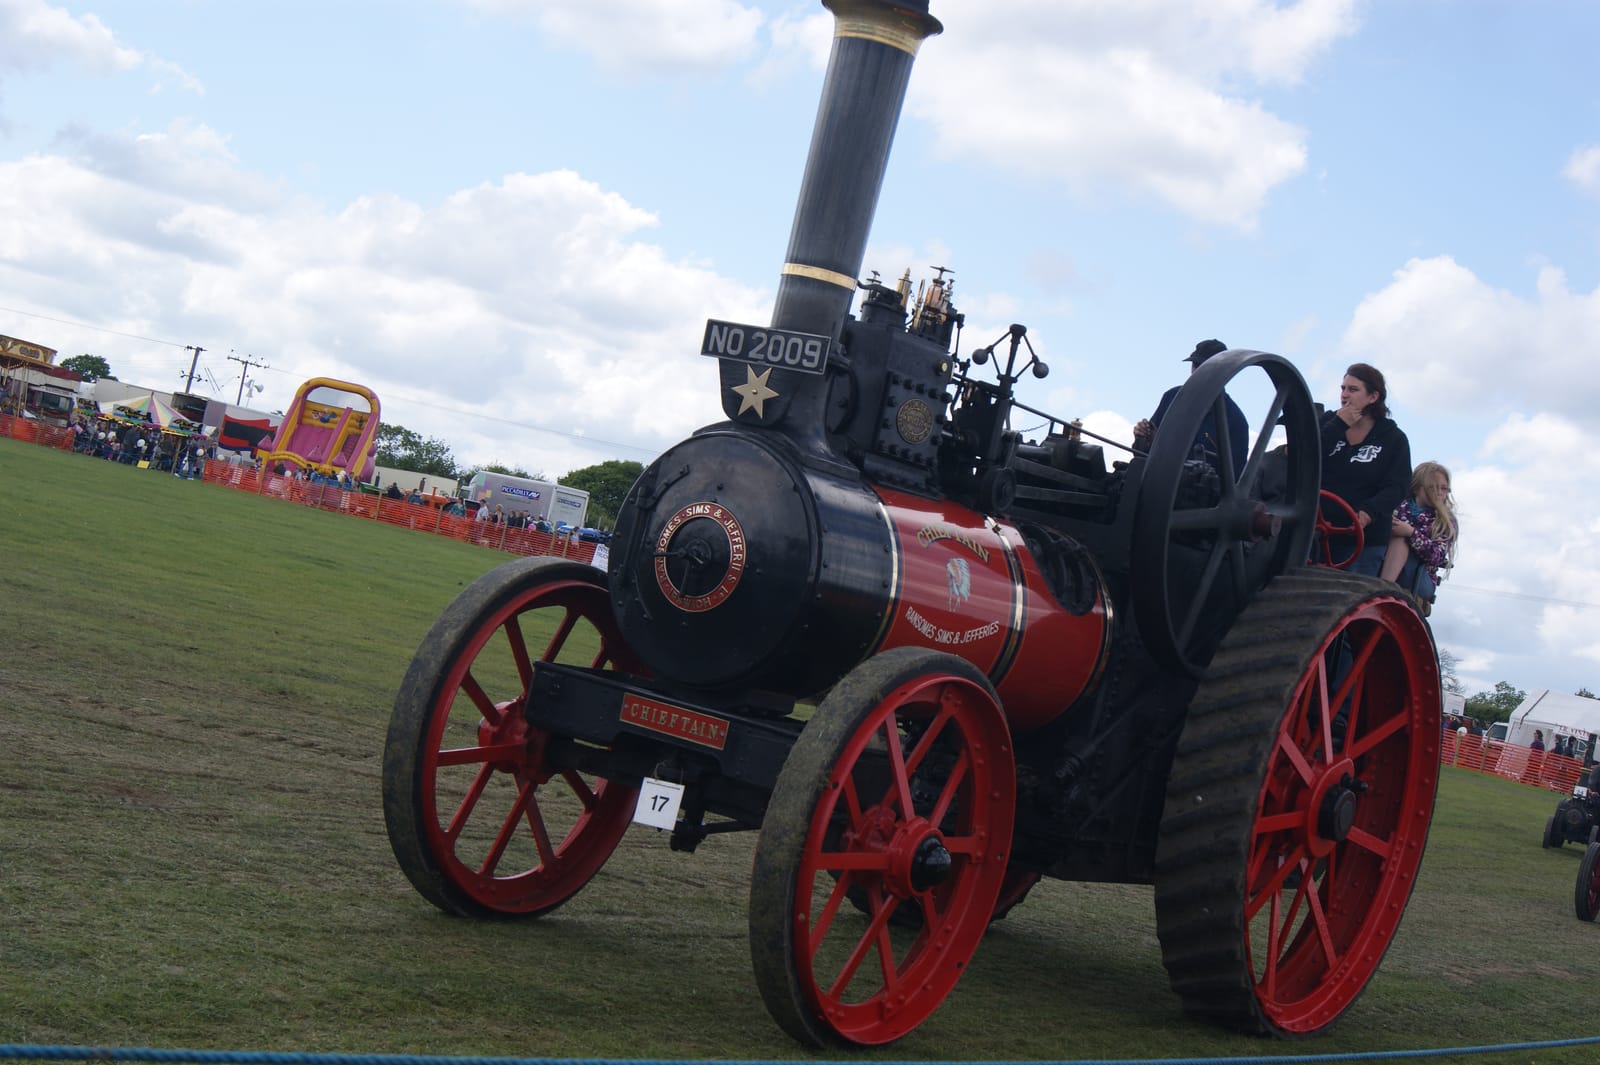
[463,471,590,528]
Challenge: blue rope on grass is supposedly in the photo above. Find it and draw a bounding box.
[4,1039,1600,1065]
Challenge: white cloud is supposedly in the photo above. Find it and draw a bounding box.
[0,0,141,74]
[1079,409,1135,454]
[749,5,830,86]
[1337,256,1600,422]
[0,122,769,475]
[932,0,1361,87]
[434,0,1363,228]
[0,0,200,91]
[56,120,276,210]
[1563,144,1600,198]
[473,0,1355,227]
[1231,0,1363,85]
[904,0,1359,228]
[1427,416,1600,695]
[465,0,765,74]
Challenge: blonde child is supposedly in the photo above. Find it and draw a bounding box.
[1379,461,1457,604]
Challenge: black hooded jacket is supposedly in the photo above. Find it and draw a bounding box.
[1319,410,1412,547]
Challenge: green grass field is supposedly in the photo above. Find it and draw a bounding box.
[2,435,1597,1064]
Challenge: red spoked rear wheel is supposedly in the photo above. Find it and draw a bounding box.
[1156,569,1439,1034]
[750,648,1016,1047]
[1576,842,1600,921]
[383,557,643,918]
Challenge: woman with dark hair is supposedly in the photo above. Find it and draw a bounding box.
[1319,362,1412,575]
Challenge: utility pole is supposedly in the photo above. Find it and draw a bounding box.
[227,351,269,404]
[181,345,205,393]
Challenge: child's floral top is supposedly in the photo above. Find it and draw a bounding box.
[1394,498,1451,582]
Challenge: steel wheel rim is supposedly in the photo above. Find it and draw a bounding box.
[1245,596,1437,1030]
[794,672,1012,1043]
[419,574,639,914]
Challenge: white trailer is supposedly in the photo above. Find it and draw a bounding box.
[465,471,554,516]
[550,484,591,530]
[463,471,589,528]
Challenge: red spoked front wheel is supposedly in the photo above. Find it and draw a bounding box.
[749,648,1016,1047]
[383,557,643,918]
[1156,569,1439,1035]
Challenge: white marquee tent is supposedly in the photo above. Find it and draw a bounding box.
[1504,689,1600,751]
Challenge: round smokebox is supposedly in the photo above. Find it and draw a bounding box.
[609,430,818,688]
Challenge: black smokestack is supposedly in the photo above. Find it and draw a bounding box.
[774,0,942,335]
[717,0,941,438]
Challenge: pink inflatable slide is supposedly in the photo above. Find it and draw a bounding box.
[256,378,381,483]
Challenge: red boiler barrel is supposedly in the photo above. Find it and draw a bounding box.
[869,486,1109,731]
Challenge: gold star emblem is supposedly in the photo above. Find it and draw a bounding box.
[730,365,780,417]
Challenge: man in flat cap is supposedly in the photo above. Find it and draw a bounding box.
[1132,338,1249,471]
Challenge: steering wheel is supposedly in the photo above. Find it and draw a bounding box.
[1314,490,1364,569]
[1131,349,1319,677]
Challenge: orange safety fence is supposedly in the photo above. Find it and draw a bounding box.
[200,460,599,566]
[0,413,74,450]
[1440,730,1590,793]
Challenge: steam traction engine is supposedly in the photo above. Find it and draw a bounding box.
[381,0,1441,1048]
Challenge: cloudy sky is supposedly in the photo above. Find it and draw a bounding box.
[3,0,1599,702]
